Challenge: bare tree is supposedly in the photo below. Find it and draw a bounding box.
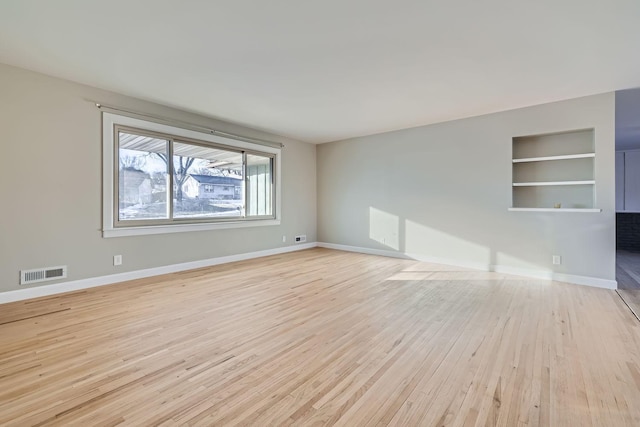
[155,154,195,202]
[119,154,147,171]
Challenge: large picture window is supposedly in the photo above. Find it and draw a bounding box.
[103,113,280,237]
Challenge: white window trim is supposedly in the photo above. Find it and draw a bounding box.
[102,112,281,238]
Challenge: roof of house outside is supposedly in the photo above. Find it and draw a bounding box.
[189,174,242,185]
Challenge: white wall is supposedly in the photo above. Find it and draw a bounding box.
[317,93,616,284]
[0,62,618,293]
[0,63,317,294]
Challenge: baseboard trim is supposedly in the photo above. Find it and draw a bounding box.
[2,241,615,305]
[317,242,617,290]
[0,243,318,305]
[317,242,412,260]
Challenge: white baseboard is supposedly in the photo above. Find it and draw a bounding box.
[317,242,617,290]
[317,242,412,260]
[0,243,318,305]
[1,241,616,305]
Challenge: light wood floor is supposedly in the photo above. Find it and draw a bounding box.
[1,248,640,426]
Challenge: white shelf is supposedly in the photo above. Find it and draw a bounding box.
[508,208,602,212]
[512,129,595,210]
[512,153,595,163]
[512,180,595,187]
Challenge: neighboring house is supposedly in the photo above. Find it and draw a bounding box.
[119,167,152,205]
[183,174,242,200]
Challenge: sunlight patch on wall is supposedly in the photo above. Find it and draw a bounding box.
[404,219,490,264]
[369,207,399,250]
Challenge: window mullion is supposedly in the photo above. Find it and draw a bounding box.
[168,138,174,221]
[242,151,247,218]
[271,157,276,217]
[113,126,121,225]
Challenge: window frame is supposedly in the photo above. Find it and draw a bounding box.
[103,112,281,238]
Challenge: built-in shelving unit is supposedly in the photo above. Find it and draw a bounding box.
[511,129,600,212]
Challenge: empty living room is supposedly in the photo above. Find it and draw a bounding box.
[2,1,640,426]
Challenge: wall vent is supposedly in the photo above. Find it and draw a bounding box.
[295,235,307,243]
[20,266,67,285]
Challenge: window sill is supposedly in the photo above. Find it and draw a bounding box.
[103,219,281,238]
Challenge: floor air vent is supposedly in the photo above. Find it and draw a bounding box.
[20,266,67,285]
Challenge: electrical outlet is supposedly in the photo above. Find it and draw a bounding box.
[295,235,307,243]
[114,255,122,266]
[552,255,561,265]
[282,235,286,243]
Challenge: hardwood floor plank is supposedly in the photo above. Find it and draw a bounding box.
[1,248,640,426]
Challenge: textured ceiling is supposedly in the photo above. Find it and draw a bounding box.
[1,0,639,143]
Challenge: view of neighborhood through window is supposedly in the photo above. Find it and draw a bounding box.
[117,128,274,225]
[172,141,243,219]
[118,132,170,221]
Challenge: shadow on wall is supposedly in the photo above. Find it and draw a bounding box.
[368,206,558,273]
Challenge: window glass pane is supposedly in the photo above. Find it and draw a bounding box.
[246,154,273,217]
[172,141,243,219]
[118,131,169,221]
